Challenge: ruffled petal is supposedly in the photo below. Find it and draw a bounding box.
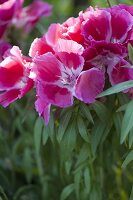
[111,9,133,43]
[56,52,84,72]
[108,59,133,85]
[33,52,62,83]
[54,39,84,55]
[0,57,24,89]
[29,37,53,58]
[75,68,105,103]
[37,83,73,107]
[0,89,20,107]
[45,23,63,47]
[35,97,51,125]
[82,9,112,42]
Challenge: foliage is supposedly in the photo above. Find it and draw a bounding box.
[0,0,133,200]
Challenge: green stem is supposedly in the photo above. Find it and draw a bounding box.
[107,0,111,7]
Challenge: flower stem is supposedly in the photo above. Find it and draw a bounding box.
[107,0,111,7]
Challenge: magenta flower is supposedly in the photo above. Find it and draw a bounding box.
[45,17,83,47]
[33,43,104,124]
[82,6,133,44]
[14,0,52,32]
[83,41,127,70]
[29,38,84,57]
[0,46,33,107]
[0,40,11,62]
[0,0,22,38]
[108,59,133,86]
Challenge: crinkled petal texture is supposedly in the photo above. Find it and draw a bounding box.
[108,59,133,85]
[0,46,33,107]
[45,17,83,46]
[33,52,85,123]
[83,41,127,70]
[36,83,73,108]
[29,37,53,58]
[75,68,105,103]
[110,8,133,43]
[82,9,112,42]
[54,39,84,55]
[33,52,62,83]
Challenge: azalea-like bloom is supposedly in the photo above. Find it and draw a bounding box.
[83,41,127,70]
[32,39,104,124]
[80,5,133,88]
[13,0,52,32]
[45,16,83,47]
[108,59,133,85]
[81,5,133,44]
[0,0,22,38]
[0,46,33,107]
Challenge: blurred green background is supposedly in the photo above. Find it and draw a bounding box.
[0,0,133,200]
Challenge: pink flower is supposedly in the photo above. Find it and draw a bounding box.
[108,59,133,86]
[0,40,11,62]
[29,37,84,57]
[82,5,133,44]
[45,17,83,46]
[83,41,127,70]
[0,0,22,38]
[0,46,33,107]
[14,0,52,32]
[33,45,104,124]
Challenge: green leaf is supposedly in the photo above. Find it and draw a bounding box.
[0,186,8,200]
[77,116,90,143]
[80,103,94,124]
[74,170,82,200]
[84,167,91,194]
[97,81,133,98]
[13,185,39,200]
[92,101,109,122]
[128,43,133,63]
[120,100,133,144]
[122,150,133,169]
[116,104,128,112]
[91,120,106,155]
[129,128,133,148]
[129,186,133,200]
[34,118,43,154]
[23,148,32,183]
[60,184,74,200]
[60,120,77,162]
[42,125,49,145]
[113,112,123,136]
[48,113,55,143]
[57,109,72,143]
[75,144,90,167]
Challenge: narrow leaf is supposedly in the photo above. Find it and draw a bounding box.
[97,81,133,98]
[122,150,133,169]
[80,103,94,124]
[60,184,74,200]
[34,118,43,154]
[120,100,133,144]
[57,109,72,143]
[77,116,90,143]
[128,43,133,63]
[92,101,109,122]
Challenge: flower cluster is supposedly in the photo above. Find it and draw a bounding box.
[0,0,52,38]
[0,0,52,62]
[0,4,133,124]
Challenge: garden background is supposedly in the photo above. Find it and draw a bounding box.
[0,0,133,200]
